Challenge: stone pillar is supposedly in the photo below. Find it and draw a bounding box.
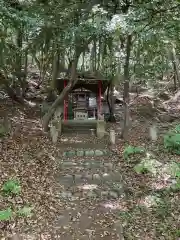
[50,124,58,143]
[149,124,157,141]
[110,129,116,145]
[96,120,106,138]
[50,118,62,143]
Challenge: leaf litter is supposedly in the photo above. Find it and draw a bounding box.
[0,99,180,239]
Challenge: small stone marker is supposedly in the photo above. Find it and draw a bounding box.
[110,129,116,145]
[149,124,158,141]
[50,125,58,143]
[96,120,106,138]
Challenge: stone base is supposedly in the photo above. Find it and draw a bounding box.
[51,119,62,135]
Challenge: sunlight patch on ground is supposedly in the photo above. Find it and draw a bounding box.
[138,195,162,208]
[26,119,40,124]
[102,173,110,178]
[14,234,37,240]
[151,180,170,190]
[25,100,36,107]
[101,201,127,210]
[23,126,42,132]
[61,138,83,143]
[11,116,40,124]
[12,116,25,123]
[78,184,98,190]
[21,233,56,240]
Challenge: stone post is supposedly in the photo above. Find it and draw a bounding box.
[50,117,62,143]
[110,129,116,145]
[96,120,106,138]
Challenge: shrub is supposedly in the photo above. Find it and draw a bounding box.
[2,179,21,196]
[0,124,7,137]
[164,132,180,155]
[0,208,12,221]
[17,206,33,217]
[123,145,145,160]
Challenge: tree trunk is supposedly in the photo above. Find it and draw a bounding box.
[107,80,116,122]
[94,39,97,71]
[42,60,78,132]
[51,49,60,89]
[22,42,28,97]
[173,73,177,90]
[171,44,180,87]
[97,38,101,70]
[16,28,23,78]
[121,34,132,140]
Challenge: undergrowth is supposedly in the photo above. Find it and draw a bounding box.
[164,124,180,155]
[0,179,33,221]
[123,145,145,160]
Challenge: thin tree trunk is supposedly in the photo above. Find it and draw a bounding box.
[121,34,132,140]
[16,28,23,77]
[173,72,177,90]
[97,38,101,70]
[22,37,28,97]
[107,80,116,122]
[51,49,60,89]
[81,51,85,71]
[42,60,78,131]
[94,39,97,71]
[171,44,180,87]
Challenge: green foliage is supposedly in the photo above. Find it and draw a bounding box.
[134,157,162,175]
[154,197,171,219]
[123,145,145,160]
[174,124,180,133]
[164,125,180,155]
[1,179,34,220]
[175,230,180,237]
[0,124,7,137]
[17,206,34,217]
[171,167,180,191]
[171,180,180,191]
[0,206,34,221]
[0,208,12,221]
[2,179,21,196]
[134,163,148,174]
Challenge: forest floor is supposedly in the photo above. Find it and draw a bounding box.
[0,99,180,240]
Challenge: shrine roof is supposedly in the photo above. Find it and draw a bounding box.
[56,71,109,94]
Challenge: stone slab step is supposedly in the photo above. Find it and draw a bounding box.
[58,171,123,186]
[59,183,124,201]
[60,160,113,169]
[63,149,110,157]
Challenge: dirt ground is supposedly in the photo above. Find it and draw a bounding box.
[0,99,180,240]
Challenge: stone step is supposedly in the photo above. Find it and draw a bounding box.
[63,149,110,157]
[59,142,107,150]
[59,182,124,201]
[62,127,96,134]
[58,171,122,186]
[60,160,114,169]
[62,121,97,130]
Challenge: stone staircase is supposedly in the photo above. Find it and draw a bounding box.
[52,113,126,239]
[54,152,125,238]
[58,153,124,202]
